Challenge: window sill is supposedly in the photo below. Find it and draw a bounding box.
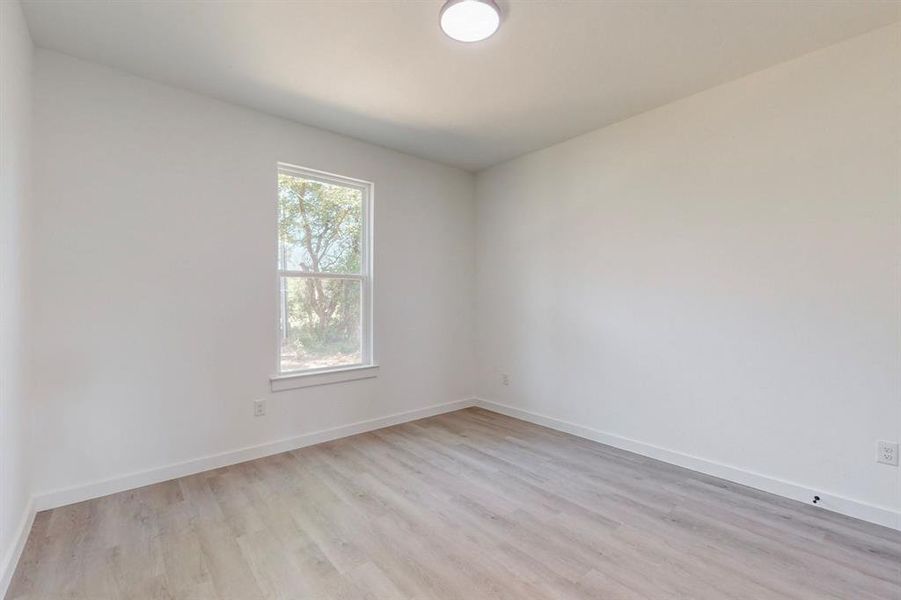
[270,364,379,392]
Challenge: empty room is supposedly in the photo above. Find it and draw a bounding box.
[1,0,899,598]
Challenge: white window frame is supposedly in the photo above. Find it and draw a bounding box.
[271,163,376,391]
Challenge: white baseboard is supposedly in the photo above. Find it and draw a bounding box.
[0,497,35,599]
[474,398,900,531]
[17,393,899,591]
[33,398,476,512]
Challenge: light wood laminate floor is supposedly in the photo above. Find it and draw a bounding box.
[7,407,901,599]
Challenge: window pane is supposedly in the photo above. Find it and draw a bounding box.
[278,173,363,274]
[279,276,362,372]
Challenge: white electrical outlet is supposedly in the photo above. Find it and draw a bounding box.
[501,373,509,386]
[877,440,899,466]
[253,399,266,417]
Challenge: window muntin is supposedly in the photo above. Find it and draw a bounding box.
[277,164,372,375]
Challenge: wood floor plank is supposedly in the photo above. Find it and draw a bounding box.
[6,408,900,599]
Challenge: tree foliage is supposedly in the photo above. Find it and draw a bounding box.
[278,175,363,369]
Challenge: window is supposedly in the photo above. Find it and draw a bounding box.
[276,164,373,377]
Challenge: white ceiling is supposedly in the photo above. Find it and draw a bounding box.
[22,1,900,171]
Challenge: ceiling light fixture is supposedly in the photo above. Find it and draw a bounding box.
[439,0,501,43]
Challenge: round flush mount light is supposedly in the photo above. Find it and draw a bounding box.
[440,0,501,43]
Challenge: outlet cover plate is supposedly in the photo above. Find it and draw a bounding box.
[253,399,266,417]
[877,440,899,466]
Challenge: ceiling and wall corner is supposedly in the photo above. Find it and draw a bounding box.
[19,0,901,171]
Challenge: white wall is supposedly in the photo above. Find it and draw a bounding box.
[16,15,900,534]
[0,0,34,587]
[476,24,900,525]
[29,50,475,499]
